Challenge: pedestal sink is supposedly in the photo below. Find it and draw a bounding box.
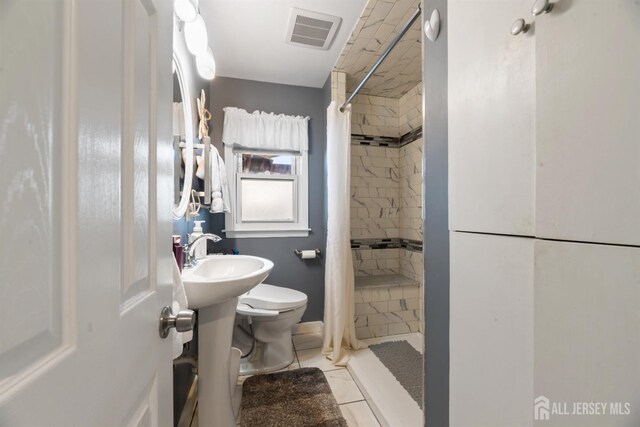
[182,255,273,427]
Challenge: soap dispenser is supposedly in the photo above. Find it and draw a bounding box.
[189,220,207,259]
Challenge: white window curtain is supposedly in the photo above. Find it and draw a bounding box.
[322,101,367,365]
[222,107,309,153]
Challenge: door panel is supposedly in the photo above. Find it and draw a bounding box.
[535,1,640,245]
[450,232,534,427]
[534,240,640,427]
[449,0,535,236]
[0,0,173,425]
[122,0,156,306]
[0,0,69,390]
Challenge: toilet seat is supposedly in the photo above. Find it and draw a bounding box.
[237,303,278,317]
[239,283,308,311]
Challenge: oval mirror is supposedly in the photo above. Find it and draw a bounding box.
[172,51,194,220]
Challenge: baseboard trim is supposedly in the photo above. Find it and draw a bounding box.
[293,321,323,335]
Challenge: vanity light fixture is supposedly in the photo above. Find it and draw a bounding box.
[174,0,198,23]
[196,47,216,80]
[185,14,208,56]
[174,1,215,81]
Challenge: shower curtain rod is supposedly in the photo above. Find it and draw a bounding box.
[339,6,422,113]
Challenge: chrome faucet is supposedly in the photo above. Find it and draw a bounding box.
[183,233,222,268]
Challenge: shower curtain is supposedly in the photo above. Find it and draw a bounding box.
[322,101,366,365]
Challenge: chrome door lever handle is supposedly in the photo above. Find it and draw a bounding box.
[159,306,195,338]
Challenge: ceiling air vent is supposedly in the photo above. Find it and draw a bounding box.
[286,8,342,50]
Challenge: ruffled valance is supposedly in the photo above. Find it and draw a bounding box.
[222,107,309,153]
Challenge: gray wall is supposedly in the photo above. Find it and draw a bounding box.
[422,0,449,425]
[203,76,328,322]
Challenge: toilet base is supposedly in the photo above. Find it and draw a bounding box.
[238,332,295,375]
[232,300,307,376]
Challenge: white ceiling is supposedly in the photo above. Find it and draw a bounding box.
[199,0,368,88]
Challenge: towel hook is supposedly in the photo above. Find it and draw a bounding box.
[424,9,440,42]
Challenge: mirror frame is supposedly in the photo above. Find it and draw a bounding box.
[172,50,195,220]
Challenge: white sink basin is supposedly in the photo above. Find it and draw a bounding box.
[182,254,274,309]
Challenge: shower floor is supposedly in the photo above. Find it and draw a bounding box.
[347,333,423,427]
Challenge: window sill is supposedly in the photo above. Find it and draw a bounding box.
[223,228,311,239]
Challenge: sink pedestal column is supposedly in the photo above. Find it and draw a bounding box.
[198,297,239,427]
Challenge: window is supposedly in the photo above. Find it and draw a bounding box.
[224,148,309,238]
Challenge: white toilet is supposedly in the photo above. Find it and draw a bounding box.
[232,283,307,375]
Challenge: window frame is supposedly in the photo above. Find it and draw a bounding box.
[224,145,310,238]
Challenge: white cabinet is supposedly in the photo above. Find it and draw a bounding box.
[449,0,536,236]
[451,234,640,427]
[450,1,640,244]
[534,240,640,427]
[450,232,534,427]
[449,3,640,426]
[535,0,640,246]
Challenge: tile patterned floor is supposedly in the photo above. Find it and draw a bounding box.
[290,331,381,427]
[191,330,383,427]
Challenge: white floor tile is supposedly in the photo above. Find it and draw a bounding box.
[325,368,365,405]
[237,374,250,386]
[340,401,381,427]
[297,348,342,372]
[292,332,323,350]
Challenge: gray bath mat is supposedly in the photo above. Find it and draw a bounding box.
[240,367,348,427]
[369,340,423,408]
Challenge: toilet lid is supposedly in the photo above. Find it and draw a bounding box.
[240,283,308,311]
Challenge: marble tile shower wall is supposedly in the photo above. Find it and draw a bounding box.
[354,284,422,338]
[351,94,399,137]
[331,71,347,105]
[350,81,422,138]
[398,83,423,286]
[350,144,400,242]
[353,248,400,277]
[349,85,423,338]
[398,138,422,243]
[350,84,423,279]
[399,83,422,136]
[334,0,422,99]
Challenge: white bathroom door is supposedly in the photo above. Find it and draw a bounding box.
[0,0,174,425]
[535,0,640,245]
[448,0,536,236]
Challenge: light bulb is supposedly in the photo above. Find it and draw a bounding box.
[185,15,208,56]
[174,0,198,23]
[196,47,216,80]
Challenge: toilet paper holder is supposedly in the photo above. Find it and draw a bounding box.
[294,249,322,259]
